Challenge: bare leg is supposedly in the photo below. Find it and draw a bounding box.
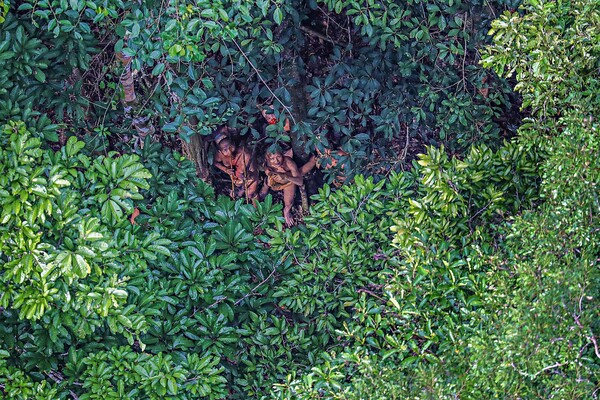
[234,186,245,198]
[246,179,259,201]
[282,184,297,226]
[259,179,270,200]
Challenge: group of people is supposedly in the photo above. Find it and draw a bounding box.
[212,126,344,226]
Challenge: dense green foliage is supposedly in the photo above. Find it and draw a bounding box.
[0,123,231,397]
[0,119,542,398]
[1,0,599,398]
[0,0,518,176]
[271,140,541,398]
[272,0,600,397]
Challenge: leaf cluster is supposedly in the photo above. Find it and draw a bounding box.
[271,138,541,397]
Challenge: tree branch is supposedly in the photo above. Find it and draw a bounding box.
[224,29,297,126]
[45,371,79,400]
[299,25,344,47]
[234,265,278,306]
[588,334,600,360]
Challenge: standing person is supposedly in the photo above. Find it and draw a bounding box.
[260,150,304,226]
[213,130,259,201]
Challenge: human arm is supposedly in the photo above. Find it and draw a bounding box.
[299,155,317,176]
[283,158,304,186]
[259,177,270,200]
[214,154,235,176]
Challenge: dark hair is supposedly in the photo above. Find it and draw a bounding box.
[213,126,229,145]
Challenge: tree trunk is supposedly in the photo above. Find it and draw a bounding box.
[116,52,154,147]
[281,36,312,212]
[116,53,137,103]
[282,54,309,162]
[181,133,210,182]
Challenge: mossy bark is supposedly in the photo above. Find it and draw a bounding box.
[116,51,154,146]
[181,133,210,182]
[282,52,311,212]
[282,54,308,162]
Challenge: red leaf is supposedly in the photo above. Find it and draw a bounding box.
[130,208,140,225]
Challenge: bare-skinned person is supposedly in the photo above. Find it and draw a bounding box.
[260,151,303,226]
[213,131,259,201]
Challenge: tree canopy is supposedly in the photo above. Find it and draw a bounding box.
[1,0,599,398]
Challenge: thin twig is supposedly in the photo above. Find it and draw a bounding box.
[317,5,350,33]
[299,25,343,46]
[234,265,278,306]
[356,288,385,302]
[468,199,494,224]
[45,371,79,400]
[573,296,600,360]
[532,362,567,377]
[190,296,228,318]
[514,362,567,378]
[461,17,468,92]
[401,124,410,161]
[224,28,297,126]
[588,334,600,360]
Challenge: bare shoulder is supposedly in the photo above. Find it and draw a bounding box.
[284,157,300,175]
[283,156,298,168]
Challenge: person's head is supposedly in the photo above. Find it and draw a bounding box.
[265,151,283,167]
[218,139,236,157]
